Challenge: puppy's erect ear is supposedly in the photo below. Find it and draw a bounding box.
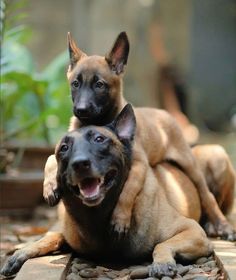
[67,32,86,69]
[105,32,129,75]
[113,103,136,142]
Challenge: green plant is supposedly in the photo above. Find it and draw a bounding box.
[1,0,71,145]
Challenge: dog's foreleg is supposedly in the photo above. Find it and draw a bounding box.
[111,147,148,234]
[149,219,213,278]
[43,154,61,206]
[0,229,65,277]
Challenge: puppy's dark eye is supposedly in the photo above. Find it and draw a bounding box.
[60,144,69,152]
[95,80,104,89]
[72,80,80,88]
[94,135,105,143]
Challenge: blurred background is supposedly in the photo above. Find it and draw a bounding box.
[1,0,236,194]
[0,0,236,269]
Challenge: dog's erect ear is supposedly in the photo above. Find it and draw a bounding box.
[105,32,129,75]
[67,32,86,68]
[113,103,136,142]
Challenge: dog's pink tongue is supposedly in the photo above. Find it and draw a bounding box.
[80,178,100,198]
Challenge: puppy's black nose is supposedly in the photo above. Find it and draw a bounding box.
[72,157,91,171]
[74,106,90,118]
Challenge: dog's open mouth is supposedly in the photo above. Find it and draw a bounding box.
[75,169,117,206]
[79,177,103,200]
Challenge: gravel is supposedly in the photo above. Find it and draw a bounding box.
[66,253,226,280]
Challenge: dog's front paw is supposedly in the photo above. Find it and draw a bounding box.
[0,250,29,276]
[148,262,177,278]
[111,209,131,235]
[43,181,61,207]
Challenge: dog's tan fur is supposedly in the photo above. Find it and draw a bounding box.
[43,32,236,239]
[2,115,235,277]
[2,141,234,277]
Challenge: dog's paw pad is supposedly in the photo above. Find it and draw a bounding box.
[148,262,177,278]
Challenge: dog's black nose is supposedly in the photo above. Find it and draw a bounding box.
[74,106,90,119]
[72,157,91,171]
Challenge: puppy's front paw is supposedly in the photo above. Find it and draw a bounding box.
[43,181,61,207]
[111,209,131,235]
[0,250,29,276]
[148,262,177,278]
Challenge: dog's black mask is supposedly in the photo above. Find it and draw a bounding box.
[56,104,136,207]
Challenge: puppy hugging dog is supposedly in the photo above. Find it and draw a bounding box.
[1,104,215,278]
[43,31,236,240]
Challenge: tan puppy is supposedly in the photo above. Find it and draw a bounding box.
[1,105,213,278]
[43,32,236,240]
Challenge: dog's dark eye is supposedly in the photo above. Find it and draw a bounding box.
[94,135,105,143]
[95,80,104,89]
[72,80,80,88]
[60,144,69,152]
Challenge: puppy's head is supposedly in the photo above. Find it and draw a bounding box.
[66,32,129,125]
[56,104,136,207]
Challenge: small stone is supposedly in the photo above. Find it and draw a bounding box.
[202,266,211,272]
[210,267,219,276]
[79,268,98,278]
[130,267,149,279]
[74,263,92,271]
[96,266,110,273]
[105,270,119,278]
[129,265,146,271]
[207,255,214,261]
[97,277,112,280]
[183,275,208,280]
[71,265,79,273]
[161,277,172,280]
[195,257,208,265]
[204,260,216,268]
[119,268,130,277]
[177,265,190,276]
[188,267,204,274]
[191,276,208,280]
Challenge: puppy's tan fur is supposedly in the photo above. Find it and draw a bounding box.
[43,33,236,239]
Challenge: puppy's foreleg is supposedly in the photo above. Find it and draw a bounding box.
[43,154,61,206]
[111,148,148,234]
[0,229,65,276]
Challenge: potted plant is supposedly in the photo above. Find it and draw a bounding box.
[0,1,71,215]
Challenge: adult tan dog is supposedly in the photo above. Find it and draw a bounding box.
[43,32,236,240]
[1,105,214,278]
